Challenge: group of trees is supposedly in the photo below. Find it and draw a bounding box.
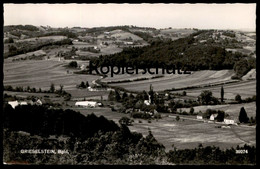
[68,61,78,68]
[3,104,167,164]
[108,90,129,102]
[4,83,71,101]
[167,144,256,165]
[5,38,72,58]
[3,104,119,139]
[43,30,77,38]
[198,90,219,105]
[235,94,256,103]
[49,83,71,101]
[4,25,39,32]
[4,37,14,43]
[77,81,90,89]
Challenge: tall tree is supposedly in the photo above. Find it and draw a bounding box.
[239,107,249,123]
[122,92,128,100]
[59,84,64,93]
[221,86,224,102]
[115,90,121,102]
[108,91,114,101]
[148,84,154,104]
[85,81,89,88]
[50,83,55,93]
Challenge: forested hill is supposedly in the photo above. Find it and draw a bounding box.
[3,104,119,140]
[92,31,255,77]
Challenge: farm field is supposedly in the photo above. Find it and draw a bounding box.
[7,49,47,60]
[4,90,58,99]
[178,102,256,121]
[109,29,144,41]
[171,80,256,100]
[3,59,99,91]
[15,35,67,43]
[159,28,196,40]
[129,115,255,151]
[72,41,123,57]
[66,88,109,100]
[72,108,255,151]
[3,91,66,105]
[107,69,237,91]
[101,68,168,83]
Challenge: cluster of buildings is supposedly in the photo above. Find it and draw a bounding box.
[196,113,235,125]
[8,99,43,109]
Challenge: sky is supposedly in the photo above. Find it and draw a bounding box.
[3,3,256,30]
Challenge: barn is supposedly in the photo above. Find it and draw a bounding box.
[75,101,98,108]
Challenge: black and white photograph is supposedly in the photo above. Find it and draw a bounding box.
[2,3,256,165]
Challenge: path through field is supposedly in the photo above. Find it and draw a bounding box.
[3,60,99,91]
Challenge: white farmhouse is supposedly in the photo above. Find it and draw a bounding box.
[144,100,150,106]
[8,101,19,109]
[124,41,134,45]
[210,114,218,121]
[197,115,203,120]
[80,64,86,70]
[20,101,28,106]
[75,101,98,108]
[36,99,43,105]
[8,101,28,108]
[224,118,235,125]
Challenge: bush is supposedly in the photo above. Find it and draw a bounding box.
[153,113,161,119]
[189,107,194,115]
[176,116,180,121]
[119,117,134,126]
[235,94,242,103]
[69,61,78,68]
[131,112,152,120]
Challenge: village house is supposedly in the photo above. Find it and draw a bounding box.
[75,101,98,108]
[125,108,133,114]
[224,118,235,125]
[197,115,203,120]
[20,101,28,106]
[150,109,158,115]
[144,100,150,106]
[124,41,134,45]
[8,100,28,109]
[8,101,19,109]
[210,114,218,121]
[80,64,86,70]
[36,99,43,105]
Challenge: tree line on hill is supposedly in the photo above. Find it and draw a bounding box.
[90,31,255,78]
[4,25,39,32]
[5,38,72,58]
[4,83,71,101]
